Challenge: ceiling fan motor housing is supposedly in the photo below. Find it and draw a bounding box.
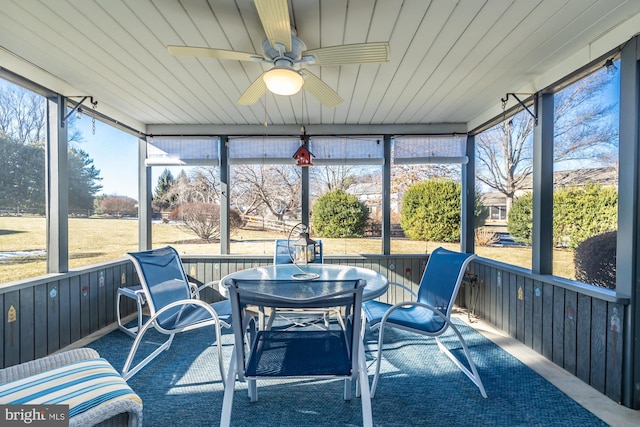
[262,34,306,63]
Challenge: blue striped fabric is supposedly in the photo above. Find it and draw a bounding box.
[0,358,142,418]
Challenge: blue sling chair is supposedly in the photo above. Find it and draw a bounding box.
[363,247,487,398]
[121,246,232,384]
[221,277,372,427]
[266,239,330,329]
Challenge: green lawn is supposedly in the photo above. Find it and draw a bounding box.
[0,216,575,284]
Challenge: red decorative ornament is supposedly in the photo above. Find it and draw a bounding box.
[293,146,314,167]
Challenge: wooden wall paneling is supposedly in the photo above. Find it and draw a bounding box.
[80,273,91,337]
[576,293,592,384]
[409,257,422,294]
[33,284,47,359]
[69,275,81,344]
[486,267,493,326]
[516,275,525,342]
[476,264,487,320]
[532,280,543,353]
[552,286,565,366]
[499,269,507,332]
[58,277,71,349]
[589,299,607,393]
[524,277,534,347]
[481,264,489,320]
[218,259,232,289]
[3,290,19,367]
[104,265,115,325]
[390,257,406,305]
[508,272,517,338]
[605,302,623,402]
[487,267,505,329]
[542,282,554,359]
[564,290,577,375]
[116,263,129,319]
[47,281,60,354]
[0,293,4,367]
[203,259,214,301]
[19,287,34,364]
[89,271,99,333]
[97,270,106,331]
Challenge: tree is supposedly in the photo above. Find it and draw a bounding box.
[0,135,45,212]
[68,147,102,211]
[0,83,101,212]
[400,179,463,242]
[508,185,617,248]
[231,164,301,221]
[95,195,137,217]
[311,165,357,193]
[169,202,243,241]
[477,69,618,214]
[0,85,46,145]
[312,189,369,237]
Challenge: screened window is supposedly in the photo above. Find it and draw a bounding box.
[0,80,46,283]
[147,137,221,254]
[68,117,140,268]
[552,64,619,284]
[229,137,302,255]
[475,113,534,268]
[309,137,383,255]
[391,135,467,254]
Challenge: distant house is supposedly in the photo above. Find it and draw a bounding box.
[350,182,382,216]
[481,166,618,223]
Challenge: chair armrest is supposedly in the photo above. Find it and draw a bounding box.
[190,280,222,299]
[150,297,230,329]
[387,281,418,299]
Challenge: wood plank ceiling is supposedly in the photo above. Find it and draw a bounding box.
[0,0,639,132]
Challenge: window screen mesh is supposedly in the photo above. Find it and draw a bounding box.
[309,137,384,165]
[228,137,301,164]
[146,137,219,165]
[393,135,467,164]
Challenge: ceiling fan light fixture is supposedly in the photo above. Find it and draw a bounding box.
[263,67,304,96]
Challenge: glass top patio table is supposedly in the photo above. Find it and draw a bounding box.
[219,264,388,306]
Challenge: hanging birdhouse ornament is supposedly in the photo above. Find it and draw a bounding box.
[293,146,314,167]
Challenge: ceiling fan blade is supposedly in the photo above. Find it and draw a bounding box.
[303,42,390,66]
[254,0,291,52]
[300,69,343,108]
[237,73,268,105]
[167,46,260,62]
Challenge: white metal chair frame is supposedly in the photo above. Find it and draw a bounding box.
[365,247,487,399]
[121,246,231,383]
[221,278,372,427]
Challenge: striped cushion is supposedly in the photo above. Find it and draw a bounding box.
[0,357,142,419]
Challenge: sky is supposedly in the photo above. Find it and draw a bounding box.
[74,117,140,199]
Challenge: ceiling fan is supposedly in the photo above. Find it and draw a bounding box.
[167,0,390,108]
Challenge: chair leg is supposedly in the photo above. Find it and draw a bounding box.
[248,379,258,402]
[214,323,226,390]
[358,339,373,427]
[435,324,488,398]
[343,378,352,400]
[220,346,237,427]
[370,326,386,398]
[122,324,174,381]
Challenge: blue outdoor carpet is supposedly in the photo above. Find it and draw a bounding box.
[87,319,607,426]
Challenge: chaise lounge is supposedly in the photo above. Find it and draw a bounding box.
[0,348,143,427]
